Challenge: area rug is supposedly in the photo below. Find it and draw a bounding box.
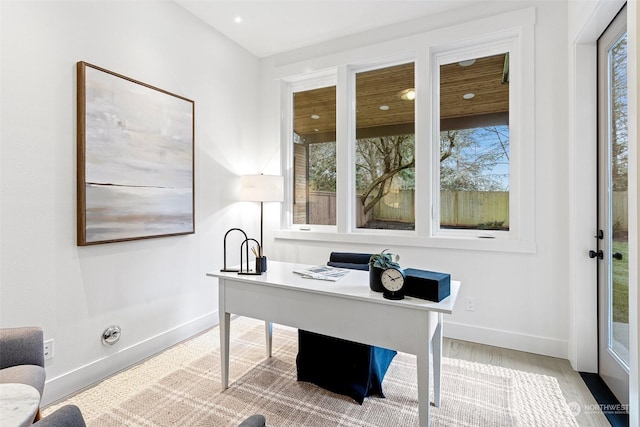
[44,317,578,426]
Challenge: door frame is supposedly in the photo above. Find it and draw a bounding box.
[569,0,638,425]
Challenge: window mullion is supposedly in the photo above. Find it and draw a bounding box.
[415,49,432,237]
[335,65,351,233]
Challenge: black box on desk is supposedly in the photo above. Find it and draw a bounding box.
[404,268,451,302]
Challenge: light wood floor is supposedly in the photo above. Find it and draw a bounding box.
[442,338,611,426]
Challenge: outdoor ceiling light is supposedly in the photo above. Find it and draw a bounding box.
[310,114,320,119]
[463,93,475,100]
[400,89,416,101]
[379,105,389,111]
[458,59,476,67]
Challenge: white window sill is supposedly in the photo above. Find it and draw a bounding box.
[274,229,536,254]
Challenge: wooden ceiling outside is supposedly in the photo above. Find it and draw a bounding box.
[440,54,509,121]
[293,53,508,141]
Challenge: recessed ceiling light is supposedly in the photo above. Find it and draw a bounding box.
[379,105,390,111]
[310,114,320,120]
[459,59,476,67]
[463,93,475,100]
[314,128,319,132]
[234,16,243,24]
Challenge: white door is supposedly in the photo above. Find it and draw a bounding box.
[596,4,629,406]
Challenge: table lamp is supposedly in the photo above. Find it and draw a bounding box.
[240,174,284,255]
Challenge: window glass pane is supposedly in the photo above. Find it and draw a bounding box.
[439,53,510,231]
[293,86,336,225]
[608,32,628,364]
[355,63,415,230]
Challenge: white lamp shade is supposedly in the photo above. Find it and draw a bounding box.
[240,174,284,202]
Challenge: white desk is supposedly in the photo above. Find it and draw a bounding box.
[0,383,40,427]
[207,261,460,427]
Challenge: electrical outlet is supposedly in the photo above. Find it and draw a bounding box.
[465,297,476,312]
[44,339,54,360]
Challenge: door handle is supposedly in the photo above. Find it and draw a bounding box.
[589,250,603,260]
[612,252,623,260]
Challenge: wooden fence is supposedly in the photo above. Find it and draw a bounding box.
[301,190,628,231]
[613,191,629,234]
[440,190,509,228]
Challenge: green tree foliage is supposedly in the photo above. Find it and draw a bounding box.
[356,134,414,215]
[440,126,509,191]
[611,33,628,191]
[308,141,336,192]
[305,125,510,217]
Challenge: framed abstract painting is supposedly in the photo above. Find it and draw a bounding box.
[77,61,195,245]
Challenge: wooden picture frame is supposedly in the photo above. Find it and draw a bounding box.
[77,61,195,245]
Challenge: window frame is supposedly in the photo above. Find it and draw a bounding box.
[431,37,520,240]
[349,58,418,234]
[276,8,536,253]
[283,71,338,232]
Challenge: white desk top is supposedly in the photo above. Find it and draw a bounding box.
[0,383,40,427]
[208,260,460,314]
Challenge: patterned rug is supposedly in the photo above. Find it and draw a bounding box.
[44,317,578,426]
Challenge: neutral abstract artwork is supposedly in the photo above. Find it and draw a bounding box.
[77,62,194,245]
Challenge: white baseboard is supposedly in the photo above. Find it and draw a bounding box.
[42,311,218,407]
[42,314,568,407]
[444,320,569,360]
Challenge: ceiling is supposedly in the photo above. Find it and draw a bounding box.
[175,0,483,58]
[174,1,508,141]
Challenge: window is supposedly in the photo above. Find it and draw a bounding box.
[292,84,337,226]
[279,9,535,251]
[438,53,510,232]
[355,63,415,230]
[430,29,531,245]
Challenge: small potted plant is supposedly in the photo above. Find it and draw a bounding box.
[369,249,400,292]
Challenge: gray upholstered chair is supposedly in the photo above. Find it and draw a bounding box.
[238,414,266,427]
[34,407,260,426]
[35,405,86,427]
[0,327,263,426]
[0,326,46,421]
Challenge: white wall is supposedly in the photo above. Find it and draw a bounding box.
[0,0,261,405]
[260,0,572,358]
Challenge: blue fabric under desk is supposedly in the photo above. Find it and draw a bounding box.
[296,330,397,404]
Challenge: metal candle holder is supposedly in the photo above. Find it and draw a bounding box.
[238,238,262,275]
[221,228,263,275]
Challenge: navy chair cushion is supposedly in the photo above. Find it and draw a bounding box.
[328,252,372,265]
[296,252,397,404]
[326,261,369,271]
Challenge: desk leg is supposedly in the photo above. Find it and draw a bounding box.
[433,313,443,407]
[220,311,230,389]
[219,279,230,390]
[265,321,273,358]
[417,317,432,427]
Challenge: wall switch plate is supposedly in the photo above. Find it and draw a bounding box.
[44,339,54,360]
[465,297,476,311]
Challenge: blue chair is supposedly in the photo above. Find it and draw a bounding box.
[296,253,397,404]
